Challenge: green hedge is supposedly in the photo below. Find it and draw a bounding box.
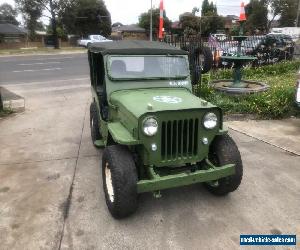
[195,61,300,119]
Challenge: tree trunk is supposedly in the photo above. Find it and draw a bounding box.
[52,17,59,49]
[49,0,59,49]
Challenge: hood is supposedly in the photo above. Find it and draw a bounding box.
[110,88,215,118]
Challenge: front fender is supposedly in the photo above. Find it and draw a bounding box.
[108,122,141,145]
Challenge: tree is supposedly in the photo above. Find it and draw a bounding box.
[201,0,217,16]
[15,0,43,40]
[192,7,199,16]
[200,1,224,36]
[179,12,200,35]
[245,0,268,33]
[0,3,19,25]
[16,0,73,48]
[138,8,171,39]
[112,22,123,27]
[36,21,45,31]
[201,15,225,36]
[59,0,111,37]
[278,0,299,26]
[268,0,282,29]
[266,0,299,28]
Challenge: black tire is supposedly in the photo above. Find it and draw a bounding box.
[90,102,101,144]
[102,145,138,219]
[204,134,243,196]
[199,46,213,74]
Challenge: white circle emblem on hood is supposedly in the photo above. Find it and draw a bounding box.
[153,96,182,104]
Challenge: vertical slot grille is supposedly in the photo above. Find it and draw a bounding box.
[161,118,199,161]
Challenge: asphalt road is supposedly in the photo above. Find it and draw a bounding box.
[0,53,299,249]
[0,53,89,85]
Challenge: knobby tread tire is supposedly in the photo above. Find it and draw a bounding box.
[90,102,101,143]
[200,46,213,74]
[205,134,243,196]
[102,145,138,219]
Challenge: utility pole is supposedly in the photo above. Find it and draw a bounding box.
[296,0,300,27]
[150,0,153,41]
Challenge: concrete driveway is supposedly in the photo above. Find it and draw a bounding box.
[0,55,299,250]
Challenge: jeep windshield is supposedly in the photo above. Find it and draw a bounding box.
[107,56,189,80]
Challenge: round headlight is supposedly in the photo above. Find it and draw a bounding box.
[143,117,158,136]
[203,112,218,129]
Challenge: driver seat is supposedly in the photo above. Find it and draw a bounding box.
[111,60,127,75]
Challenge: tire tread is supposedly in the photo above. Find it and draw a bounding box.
[102,145,138,218]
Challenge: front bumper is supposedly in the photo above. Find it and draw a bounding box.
[137,160,235,193]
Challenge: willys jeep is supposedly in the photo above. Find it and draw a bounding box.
[88,41,243,219]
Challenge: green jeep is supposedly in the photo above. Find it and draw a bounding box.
[88,41,243,219]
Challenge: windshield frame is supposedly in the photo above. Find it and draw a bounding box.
[106,55,189,81]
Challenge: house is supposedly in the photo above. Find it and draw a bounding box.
[224,15,240,34]
[111,24,147,40]
[0,23,27,43]
[171,21,182,34]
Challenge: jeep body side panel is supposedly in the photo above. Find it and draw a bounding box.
[88,51,110,144]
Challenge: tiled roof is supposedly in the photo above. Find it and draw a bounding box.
[0,23,27,35]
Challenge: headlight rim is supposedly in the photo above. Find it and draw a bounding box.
[142,116,158,136]
[203,112,218,130]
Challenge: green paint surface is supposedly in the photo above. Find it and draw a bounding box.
[110,88,216,119]
[137,164,235,193]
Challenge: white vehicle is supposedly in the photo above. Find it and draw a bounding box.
[78,35,112,47]
[270,27,300,42]
[211,33,227,42]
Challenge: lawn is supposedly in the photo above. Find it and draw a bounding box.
[195,60,300,119]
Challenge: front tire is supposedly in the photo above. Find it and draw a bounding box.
[90,102,101,145]
[102,145,138,219]
[204,134,243,196]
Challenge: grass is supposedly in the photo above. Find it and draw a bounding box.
[0,108,13,118]
[195,60,300,119]
[0,47,86,56]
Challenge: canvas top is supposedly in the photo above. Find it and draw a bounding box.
[88,40,188,55]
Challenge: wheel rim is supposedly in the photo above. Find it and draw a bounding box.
[207,180,219,187]
[105,162,114,202]
[199,54,205,69]
[91,117,94,130]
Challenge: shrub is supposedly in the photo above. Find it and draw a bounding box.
[195,60,300,119]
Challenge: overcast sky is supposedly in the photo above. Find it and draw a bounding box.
[0,0,250,24]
